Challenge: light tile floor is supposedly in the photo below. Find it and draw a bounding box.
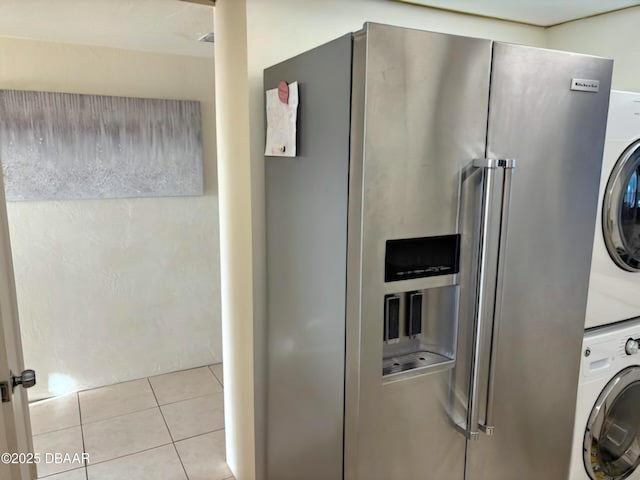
[29,364,233,480]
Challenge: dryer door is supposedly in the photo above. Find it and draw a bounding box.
[584,366,640,479]
[603,141,640,272]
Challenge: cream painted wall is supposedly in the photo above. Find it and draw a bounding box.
[546,7,640,92]
[242,1,546,478]
[0,37,220,400]
[213,1,256,479]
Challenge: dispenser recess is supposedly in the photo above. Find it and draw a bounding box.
[382,236,461,378]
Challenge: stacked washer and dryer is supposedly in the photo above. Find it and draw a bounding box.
[570,90,640,480]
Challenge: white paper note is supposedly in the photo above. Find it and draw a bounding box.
[265,81,298,157]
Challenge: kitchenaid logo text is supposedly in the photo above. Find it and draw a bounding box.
[571,78,600,93]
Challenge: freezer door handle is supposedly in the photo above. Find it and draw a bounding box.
[467,158,515,440]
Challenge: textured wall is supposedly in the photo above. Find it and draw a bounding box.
[546,6,640,93]
[0,91,204,201]
[0,36,220,400]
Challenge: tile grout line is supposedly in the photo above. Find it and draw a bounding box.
[78,380,171,469]
[80,404,160,428]
[77,392,89,480]
[173,426,226,445]
[33,402,163,437]
[29,364,222,410]
[66,365,217,397]
[35,395,86,479]
[32,364,225,479]
[32,364,224,437]
[32,424,82,439]
[208,364,224,388]
[157,390,224,409]
[37,466,85,479]
[38,389,222,435]
[172,440,191,480]
[148,377,191,480]
[151,364,222,407]
[147,378,172,442]
[30,363,221,406]
[80,441,175,469]
[206,365,224,392]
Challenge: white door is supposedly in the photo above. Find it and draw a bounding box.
[0,173,36,480]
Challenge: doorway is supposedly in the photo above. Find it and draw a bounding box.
[0,1,231,479]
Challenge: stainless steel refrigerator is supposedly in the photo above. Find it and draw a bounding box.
[264,23,613,480]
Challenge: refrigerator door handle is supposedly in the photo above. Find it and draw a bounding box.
[467,158,515,440]
[466,159,496,440]
[480,160,515,436]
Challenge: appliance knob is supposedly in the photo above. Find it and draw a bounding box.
[625,339,640,355]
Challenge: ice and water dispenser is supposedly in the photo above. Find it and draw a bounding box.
[383,234,461,377]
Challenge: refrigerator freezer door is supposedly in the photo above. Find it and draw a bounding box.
[344,23,492,480]
[464,44,613,480]
[264,35,353,480]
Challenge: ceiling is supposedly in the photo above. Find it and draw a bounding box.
[0,0,214,57]
[0,0,637,56]
[398,0,640,27]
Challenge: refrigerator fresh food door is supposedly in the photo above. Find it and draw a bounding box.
[464,43,613,480]
[344,23,492,480]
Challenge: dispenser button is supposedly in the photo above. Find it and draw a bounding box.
[407,292,423,337]
[384,295,400,341]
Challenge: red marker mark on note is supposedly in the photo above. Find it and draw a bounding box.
[278,81,289,104]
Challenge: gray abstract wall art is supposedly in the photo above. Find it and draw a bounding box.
[0,90,204,201]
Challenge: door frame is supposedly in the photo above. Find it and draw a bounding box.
[0,170,36,480]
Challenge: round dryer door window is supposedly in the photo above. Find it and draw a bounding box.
[584,366,640,479]
[603,141,640,271]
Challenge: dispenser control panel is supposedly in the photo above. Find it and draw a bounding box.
[384,234,461,282]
